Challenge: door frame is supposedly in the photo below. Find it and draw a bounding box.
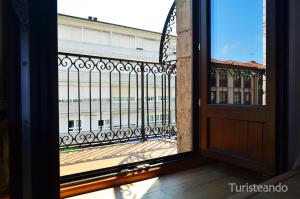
[197,0,289,175]
[4,0,289,197]
[6,0,60,198]
[6,0,203,198]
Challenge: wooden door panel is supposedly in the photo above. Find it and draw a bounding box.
[247,122,264,161]
[207,117,263,162]
[206,106,266,122]
[199,0,276,175]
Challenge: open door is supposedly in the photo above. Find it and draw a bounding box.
[200,0,276,175]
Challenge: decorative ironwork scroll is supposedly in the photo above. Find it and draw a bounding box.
[159,1,176,65]
[208,63,266,105]
[58,52,177,149]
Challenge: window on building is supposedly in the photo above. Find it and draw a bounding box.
[119,34,135,49]
[219,75,228,87]
[211,75,216,87]
[143,39,157,51]
[146,96,155,101]
[104,119,110,126]
[233,92,241,104]
[210,91,216,103]
[75,120,81,128]
[244,77,251,88]
[159,114,169,122]
[170,43,176,54]
[219,91,228,104]
[156,115,160,121]
[150,115,154,122]
[136,37,143,50]
[234,76,241,88]
[158,96,166,100]
[98,120,104,127]
[244,92,251,104]
[68,120,74,131]
[68,120,81,131]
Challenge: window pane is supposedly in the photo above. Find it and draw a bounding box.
[209,0,266,105]
[57,0,188,177]
[68,120,74,128]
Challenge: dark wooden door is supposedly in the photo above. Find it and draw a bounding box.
[199,0,276,175]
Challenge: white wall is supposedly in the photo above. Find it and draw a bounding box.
[57,16,177,62]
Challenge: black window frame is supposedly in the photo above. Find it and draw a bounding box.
[210,91,216,103]
[233,91,241,104]
[244,92,251,105]
[219,91,228,104]
[210,74,216,87]
[234,76,241,88]
[219,75,228,87]
[244,77,251,89]
[68,120,74,131]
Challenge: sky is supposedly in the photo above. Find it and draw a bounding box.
[58,0,175,33]
[211,0,264,63]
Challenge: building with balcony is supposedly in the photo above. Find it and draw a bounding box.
[57,14,177,148]
[209,59,265,105]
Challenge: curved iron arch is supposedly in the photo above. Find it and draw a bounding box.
[159,1,176,64]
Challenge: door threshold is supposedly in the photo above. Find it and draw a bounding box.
[60,155,211,198]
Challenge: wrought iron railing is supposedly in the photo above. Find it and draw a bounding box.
[58,52,177,149]
[208,63,266,105]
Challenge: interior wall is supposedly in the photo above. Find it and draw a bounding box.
[288,0,300,169]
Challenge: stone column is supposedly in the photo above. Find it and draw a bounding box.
[176,0,193,153]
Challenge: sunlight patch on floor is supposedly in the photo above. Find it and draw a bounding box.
[67,177,159,199]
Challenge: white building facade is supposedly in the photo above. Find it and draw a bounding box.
[57,14,177,144]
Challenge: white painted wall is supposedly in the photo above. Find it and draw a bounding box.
[58,15,176,62]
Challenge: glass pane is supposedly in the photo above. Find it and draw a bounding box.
[57,0,188,177]
[209,0,266,105]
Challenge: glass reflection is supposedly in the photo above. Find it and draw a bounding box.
[209,0,266,105]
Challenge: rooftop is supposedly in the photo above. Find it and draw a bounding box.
[211,59,265,70]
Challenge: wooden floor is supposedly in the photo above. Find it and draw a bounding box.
[250,171,300,199]
[60,139,177,176]
[66,163,267,199]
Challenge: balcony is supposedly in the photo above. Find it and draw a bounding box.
[58,52,178,176]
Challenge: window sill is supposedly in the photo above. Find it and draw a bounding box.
[60,155,211,198]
